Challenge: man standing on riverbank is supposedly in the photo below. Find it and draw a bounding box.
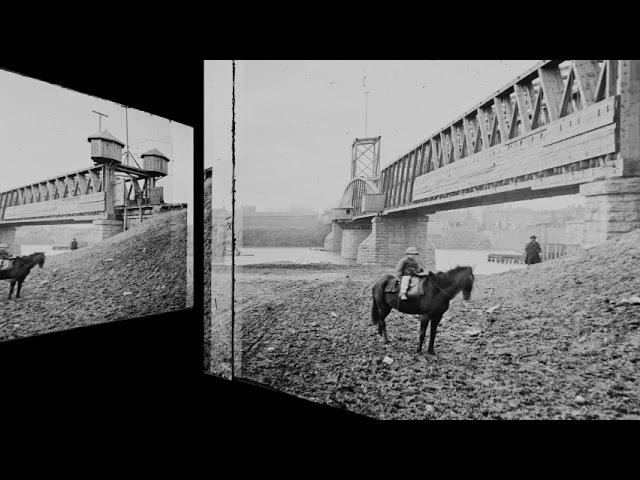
[395,247,422,300]
[525,235,542,266]
[70,238,78,251]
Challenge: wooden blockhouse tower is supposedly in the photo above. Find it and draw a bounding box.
[87,130,183,230]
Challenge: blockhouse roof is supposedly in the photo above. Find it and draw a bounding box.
[87,130,125,147]
[141,147,171,161]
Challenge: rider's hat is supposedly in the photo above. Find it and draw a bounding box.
[530,235,537,239]
[405,247,419,255]
[0,244,9,249]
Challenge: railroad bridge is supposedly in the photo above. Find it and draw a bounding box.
[0,130,185,256]
[326,60,640,268]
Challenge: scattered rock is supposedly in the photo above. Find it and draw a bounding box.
[486,305,501,314]
[465,328,482,336]
[267,347,275,352]
[337,385,355,393]
[330,312,338,318]
[575,395,586,404]
[382,356,394,365]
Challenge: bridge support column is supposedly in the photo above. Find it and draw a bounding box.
[324,221,343,253]
[340,224,372,260]
[580,177,640,248]
[356,213,436,269]
[0,227,20,256]
[92,219,124,243]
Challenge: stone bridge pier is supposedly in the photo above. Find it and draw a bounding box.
[357,213,436,270]
[324,221,344,253]
[325,213,437,269]
[580,177,640,248]
[340,221,372,260]
[0,227,20,256]
[92,219,124,243]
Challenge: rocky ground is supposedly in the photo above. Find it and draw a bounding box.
[204,175,213,372]
[0,210,187,341]
[229,229,640,420]
[210,265,233,378]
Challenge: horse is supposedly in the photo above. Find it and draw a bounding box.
[0,252,46,299]
[371,265,475,356]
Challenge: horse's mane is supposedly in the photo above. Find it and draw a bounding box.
[16,252,45,262]
[428,265,472,290]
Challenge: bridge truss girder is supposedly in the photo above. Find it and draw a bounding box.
[0,165,108,221]
[0,160,168,223]
[374,60,634,213]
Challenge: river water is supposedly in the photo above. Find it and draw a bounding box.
[21,243,524,275]
[19,244,71,257]
[224,246,526,275]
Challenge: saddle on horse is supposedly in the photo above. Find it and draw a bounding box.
[0,258,14,272]
[384,272,430,299]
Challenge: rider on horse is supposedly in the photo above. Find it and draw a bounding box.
[0,243,12,271]
[395,247,423,301]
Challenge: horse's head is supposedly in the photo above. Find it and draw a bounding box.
[457,266,474,300]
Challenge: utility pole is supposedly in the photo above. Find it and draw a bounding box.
[92,110,108,131]
[364,91,371,137]
[120,107,140,168]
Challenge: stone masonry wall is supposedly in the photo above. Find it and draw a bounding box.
[341,226,372,260]
[356,230,375,264]
[324,222,343,253]
[580,177,640,247]
[92,219,124,243]
[357,214,436,269]
[0,227,20,256]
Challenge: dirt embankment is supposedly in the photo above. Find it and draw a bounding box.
[0,210,187,342]
[231,230,640,420]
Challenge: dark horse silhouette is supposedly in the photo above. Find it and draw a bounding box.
[0,252,46,299]
[371,266,474,355]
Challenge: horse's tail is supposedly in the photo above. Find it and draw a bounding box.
[371,295,380,325]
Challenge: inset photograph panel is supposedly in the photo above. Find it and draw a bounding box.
[226,60,623,420]
[0,67,193,341]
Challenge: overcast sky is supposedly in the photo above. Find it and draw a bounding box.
[0,68,194,224]
[205,60,584,213]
